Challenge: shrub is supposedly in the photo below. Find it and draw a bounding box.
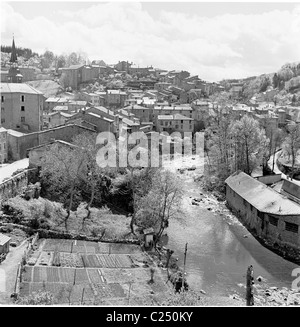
[16,290,55,305]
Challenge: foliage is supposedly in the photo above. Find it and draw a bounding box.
[1,45,39,59]
[282,124,300,170]
[230,115,269,175]
[135,169,183,243]
[16,290,55,305]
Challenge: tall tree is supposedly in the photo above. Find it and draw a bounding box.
[40,142,85,230]
[135,169,183,247]
[282,124,300,176]
[230,116,268,175]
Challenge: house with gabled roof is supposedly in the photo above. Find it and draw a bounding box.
[225,171,300,250]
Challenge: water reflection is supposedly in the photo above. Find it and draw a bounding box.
[166,201,299,297]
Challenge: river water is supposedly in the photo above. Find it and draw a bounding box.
[164,174,299,303]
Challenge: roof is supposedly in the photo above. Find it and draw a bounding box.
[157,114,193,120]
[53,106,69,111]
[0,83,43,95]
[123,105,147,110]
[7,129,26,137]
[225,171,300,216]
[0,127,8,133]
[27,140,77,152]
[87,112,114,123]
[0,233,11,245]
[92,106,115,117]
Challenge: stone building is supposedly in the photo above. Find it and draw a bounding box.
[225,171,300,250]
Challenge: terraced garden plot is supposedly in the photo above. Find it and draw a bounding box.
[19,282,30,297]
[96,254,133,268]
[46,267,60,283]
[74,240,86,246]
[29,282,69,295]
[96,242,110,254]
[74,268,89,285]
[27,251,41,266]
[93,283,126,298]
[43,239,73,253]
[22,266,33,282]
[59,253,83,268]
[81,254,101,268]
[109,243,142,254]
[84,246,96,254]
[58,267,76,283]
[100,268,151,284]
[67,284,95,305]
[71,245,86,253]
[33,266,48,283]
[38,251,52,266]
[87,269,105,284]
[85,241,100,249]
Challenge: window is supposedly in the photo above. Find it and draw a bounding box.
[175,125,179,129]
[16,125,20,128]
[165,122,168,126]
[1,118,5,124]
[1,107,4,111]
[21,106,25,111]
[181,120,183,124]
[181,125,183,129]
[21,117,25,122]
[269,216,278,227]
[243,199,247,206]
[285,222,298,233]
[21,95,25,102]
[1,96,4,102]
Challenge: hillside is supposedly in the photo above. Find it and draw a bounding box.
[240,61,300,104]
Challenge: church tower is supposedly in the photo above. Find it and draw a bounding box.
[7,36,23,83]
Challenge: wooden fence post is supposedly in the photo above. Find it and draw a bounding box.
[246,265,254,306]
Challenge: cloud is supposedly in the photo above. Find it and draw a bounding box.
[1,2,300,81]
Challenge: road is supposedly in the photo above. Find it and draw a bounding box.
[0,158,29,184]
[268,150,300,186]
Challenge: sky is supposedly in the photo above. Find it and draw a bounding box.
[1,1,300,82]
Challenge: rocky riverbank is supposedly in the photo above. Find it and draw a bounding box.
[191,176,300,306]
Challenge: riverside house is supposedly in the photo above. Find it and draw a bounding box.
[225,171,300,250]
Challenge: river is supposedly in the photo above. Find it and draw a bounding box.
[163,170,299,304]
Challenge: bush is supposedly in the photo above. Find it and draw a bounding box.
[16,290,55,305]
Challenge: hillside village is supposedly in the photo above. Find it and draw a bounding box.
[1,36,300,307]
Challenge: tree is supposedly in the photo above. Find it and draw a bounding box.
[72,133,105,225]
[40,50,55,71]
[56,55,66,70]
[135,169,183,247]
[230,116,268,175]
[40,142,85,230]
[206,93,236,180]
[272,73,279,88]
[282,124,300,175]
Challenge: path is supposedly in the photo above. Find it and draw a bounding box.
[268,150,300,186]
[0,158,29,184]
[0,240,29,305]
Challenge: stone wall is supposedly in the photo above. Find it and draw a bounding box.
[0,171,28,204]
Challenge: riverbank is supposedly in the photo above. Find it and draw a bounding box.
[191,172,300,306]
[160,152,299,306]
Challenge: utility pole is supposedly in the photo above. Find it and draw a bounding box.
[182,243,188,291]
[246,265,254,306]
